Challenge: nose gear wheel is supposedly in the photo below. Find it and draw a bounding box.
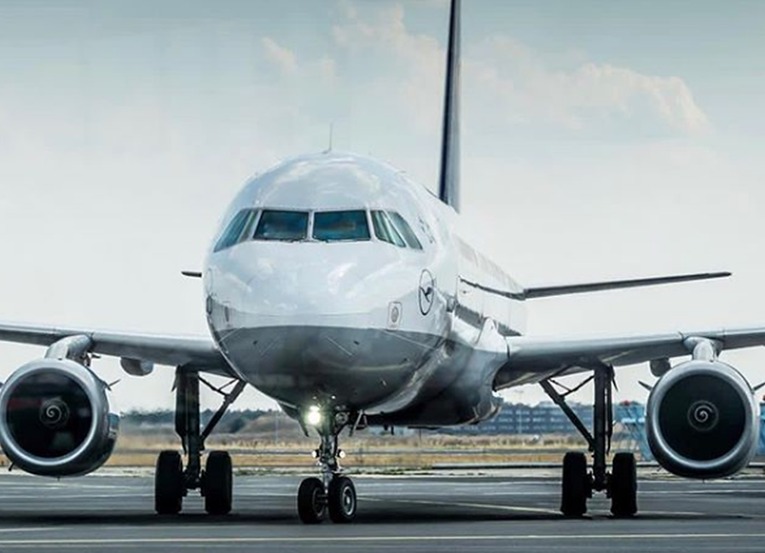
[297,409,358,524]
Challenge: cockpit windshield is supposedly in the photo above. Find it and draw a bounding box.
[371,211,406,248]
[254,210,309,241]
[388,212,423,250]
[313,211,371,242]
[214,209,258,252]
[214,208,424,250]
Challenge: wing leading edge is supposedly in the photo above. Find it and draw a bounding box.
[495,326,765,389]
[0,321,232,375]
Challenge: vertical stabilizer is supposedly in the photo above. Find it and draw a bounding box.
[438,0,461,212]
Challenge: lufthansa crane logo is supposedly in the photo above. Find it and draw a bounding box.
[418,269,435,316]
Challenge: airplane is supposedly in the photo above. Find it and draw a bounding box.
[0,0,761,525]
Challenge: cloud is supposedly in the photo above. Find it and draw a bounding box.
[333,3,443,131]
[332,2,710,136]
[336,0,358,20]
[474,36,709,134]
[318,56,338,85]
[261,37,298,75]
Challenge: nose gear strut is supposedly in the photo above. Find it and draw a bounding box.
[297,408,358,524]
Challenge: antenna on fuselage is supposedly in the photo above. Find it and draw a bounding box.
[437,0,461,212]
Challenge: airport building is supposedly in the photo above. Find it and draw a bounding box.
[442,401,626,436]
[443,400,765,458]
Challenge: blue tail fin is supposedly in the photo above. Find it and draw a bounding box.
[438,0,461,212]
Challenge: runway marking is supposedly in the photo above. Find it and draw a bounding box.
[638,510,708,517]
[1,533,765,546]
[643,489,765,495]
[0,528,56,534]
[366,497,560,515]
[0,494,154,500]
[370,498,735,519]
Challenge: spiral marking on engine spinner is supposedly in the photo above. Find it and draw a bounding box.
[687,400,719,432]
[40,399,71,429]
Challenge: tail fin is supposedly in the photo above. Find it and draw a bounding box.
[438,0,461,212]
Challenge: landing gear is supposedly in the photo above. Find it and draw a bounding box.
[542,365,639,518]
[297,410,359,524]
[155,450,184,515]
[610,452,638,517]
[561,451,588,517]
[328,476,357,523]
[297,473,358,524]
[297,477,327,523]
[203,451,233,515]
[154,367,245,516]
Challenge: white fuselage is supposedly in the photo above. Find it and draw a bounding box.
[204,152,526,426]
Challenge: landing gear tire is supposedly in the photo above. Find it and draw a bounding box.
[203,451,233,515]
[610,452,637,517]
[298,477,327,524]
[561,452,589,517]
[155,450,184,515]
[328,476,357,523]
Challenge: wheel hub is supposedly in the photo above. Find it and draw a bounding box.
[342,486,355,514]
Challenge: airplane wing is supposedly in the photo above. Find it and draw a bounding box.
[495,326,765,389]
[0,321,233,376]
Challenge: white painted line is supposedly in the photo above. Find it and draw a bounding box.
[1,533,765,546]
[638,510,708,517]
[366,496,560,515]
[0,528,57,534]
[0,494,154,500]
[642,489,765,495]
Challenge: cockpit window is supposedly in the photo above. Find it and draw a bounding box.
[388,212,423,250]
[313,210,371,242]
[214,209,258,252]
[254,210,309,241]
[371,211,406,248]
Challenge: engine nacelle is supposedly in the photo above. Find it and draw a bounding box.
[646,360,759,479]
[0,359,119,477]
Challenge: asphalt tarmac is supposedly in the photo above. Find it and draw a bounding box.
[0,470,763,552]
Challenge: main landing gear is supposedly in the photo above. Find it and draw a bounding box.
[155,367,246,516]
[542,365,638,518]
[297,410,359,524]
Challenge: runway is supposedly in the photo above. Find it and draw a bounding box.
[0,471,763,552]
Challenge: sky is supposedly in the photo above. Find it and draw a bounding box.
[0,0,764,412]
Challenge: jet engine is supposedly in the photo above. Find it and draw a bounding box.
[0,358,119,477]
[646,359,759,479]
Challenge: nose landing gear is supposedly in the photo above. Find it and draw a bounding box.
[297,410,359,524]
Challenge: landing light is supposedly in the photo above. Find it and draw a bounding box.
[305,405,322,426]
